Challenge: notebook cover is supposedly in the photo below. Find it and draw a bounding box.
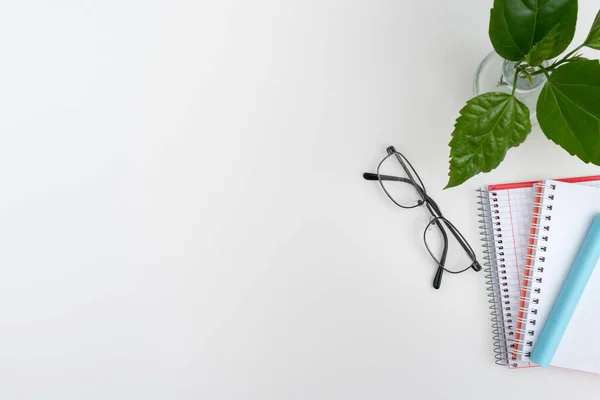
[517,179,600,373]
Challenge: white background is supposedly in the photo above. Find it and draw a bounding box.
[1,1,600,399]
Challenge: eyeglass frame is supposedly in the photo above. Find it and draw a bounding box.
[364,145,481,289]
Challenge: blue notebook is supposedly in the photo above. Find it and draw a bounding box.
[520,181,600,373]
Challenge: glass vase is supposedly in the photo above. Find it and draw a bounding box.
[474,51,548,124]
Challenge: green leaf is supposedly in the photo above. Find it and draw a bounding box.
[526,24,560,67]
[489,0,578,61]
[537,59,600,164]
[584,10,600,50]
[447,93,531,188]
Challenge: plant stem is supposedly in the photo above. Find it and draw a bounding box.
[561,44,584,63]
[529,69,547,77]
[544,44,585,71]
[522,44,585,77]
[539,65,551,79]
[511,68,519,96]
[509,43,583,89]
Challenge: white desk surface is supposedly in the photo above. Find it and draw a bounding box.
[2,1,600,399]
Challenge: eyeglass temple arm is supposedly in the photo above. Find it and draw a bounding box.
[390,150,422,190]
[364,172,430,203]
[363,172,405,182]
[442,220,482,272]
[420,198,449,289]
[363,172,426,194]
[425,193,481,283]
[427,202,481,273]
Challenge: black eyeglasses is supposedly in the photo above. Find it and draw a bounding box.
[364,145,481,289]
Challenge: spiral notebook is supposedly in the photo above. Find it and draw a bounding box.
[518,181,600,374]
[477,175,600,368]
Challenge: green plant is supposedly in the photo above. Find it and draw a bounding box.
[446,0,600,188]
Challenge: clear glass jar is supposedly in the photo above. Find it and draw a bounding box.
[474,51,548,123]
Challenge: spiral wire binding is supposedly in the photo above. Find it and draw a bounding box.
[477,188,510,365]
[510,182,555,359]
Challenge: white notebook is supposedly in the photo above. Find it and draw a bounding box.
[519,180,600,373]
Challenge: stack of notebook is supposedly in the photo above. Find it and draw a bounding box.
[478,176,600,373]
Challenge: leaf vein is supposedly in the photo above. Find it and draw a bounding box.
[530,0,539,48]
[549,83,600,121]
[546,85,590,158]
[454,101,512,176]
